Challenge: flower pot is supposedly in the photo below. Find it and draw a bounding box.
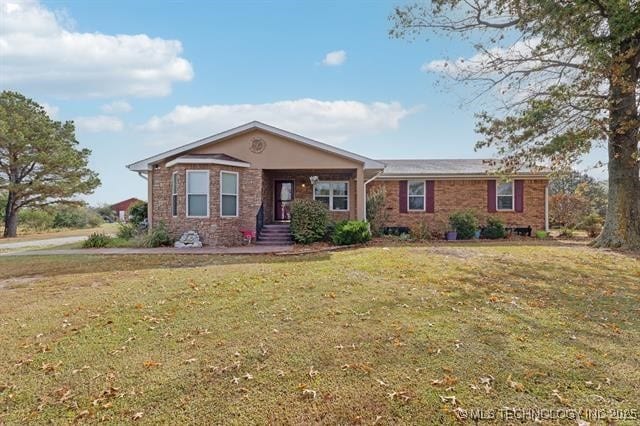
[474,230,481,239]
[446,231,457,241]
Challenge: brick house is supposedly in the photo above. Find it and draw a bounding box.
[127,121,549,245]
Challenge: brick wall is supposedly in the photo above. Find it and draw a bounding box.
[367,179,547,234]
[151,162,262,246]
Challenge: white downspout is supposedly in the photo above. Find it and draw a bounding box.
[544,183,549,232]
[364,171,384,221]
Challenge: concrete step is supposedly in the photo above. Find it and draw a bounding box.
[260,229,291,235]
[255,240,293,246]
[259,235,290,240]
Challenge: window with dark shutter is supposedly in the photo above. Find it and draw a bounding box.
[514,180,524,212]
[399,181,408,213]
[426,180,435,213]
[487,180,497,212]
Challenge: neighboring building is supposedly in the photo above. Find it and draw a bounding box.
[127,121,549,245]
[111,197,144,222]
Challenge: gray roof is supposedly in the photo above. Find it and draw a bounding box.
[377,159,548,177]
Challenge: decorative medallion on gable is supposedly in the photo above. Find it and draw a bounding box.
[249,138,266,154]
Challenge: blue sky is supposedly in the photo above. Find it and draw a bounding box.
[1,0,606,205]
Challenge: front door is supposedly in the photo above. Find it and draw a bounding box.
[274,180,294,221]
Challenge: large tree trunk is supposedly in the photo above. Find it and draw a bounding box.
[594,38,640,250]
[3,192,18,238]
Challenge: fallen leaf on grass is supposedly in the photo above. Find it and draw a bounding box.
[132,412,143,420]
[184,358,197,364]
[308,366,318,378]
[431,375,458,387]
[507,374,524,392]
[439,395,457,406]
[143,360,161,368]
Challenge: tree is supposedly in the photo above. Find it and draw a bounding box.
[127,201,148,226]
[390,1,639,249]
[549,171,608,217]
[549,192,591,228]
[0,91,100,237]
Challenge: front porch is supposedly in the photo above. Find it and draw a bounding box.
[260,169,362,225]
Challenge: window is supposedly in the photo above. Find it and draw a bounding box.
[171,172,178,217]
[220,171,238,217]
[408,181,425,211]
[186,170,209,217]
[497,181,514,210]
[314,181,349,211]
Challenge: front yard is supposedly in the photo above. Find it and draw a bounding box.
[0,245,638,424]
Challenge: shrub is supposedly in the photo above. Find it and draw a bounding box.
[549,193,590,228]
[53,206,87,228]
[535,230,549,239]
[366,187,389,236]
[86,209,104,227]
[18,208,54,231]
[117,222,137,240]
[290,199,329,244]
[82,233,112,248]
[332,220,371,245]
[482,217,507,239]
[142,222,173,247]
[411,221,432,241]
[449,210,479,240]
[94,204,116,222]
[52,205,102,229]
[579,213,603,238]
[128,201,148,226]
[559,227,575,238]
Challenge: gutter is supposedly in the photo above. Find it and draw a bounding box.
[137,171,148,180]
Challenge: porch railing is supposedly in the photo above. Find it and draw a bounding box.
[256,203,264,236]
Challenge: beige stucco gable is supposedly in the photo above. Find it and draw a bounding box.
[191,129,363,169]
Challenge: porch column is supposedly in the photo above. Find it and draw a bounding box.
[356,166,365,220]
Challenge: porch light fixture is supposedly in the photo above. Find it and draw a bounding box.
[309,176,319,186]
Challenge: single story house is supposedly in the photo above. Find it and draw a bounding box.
[127,121,549,245]
[111,197,144,222]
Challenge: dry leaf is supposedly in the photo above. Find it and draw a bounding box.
[507,374,524,392]
[132,412,144,420]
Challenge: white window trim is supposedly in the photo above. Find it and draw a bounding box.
[186,170,210,218]
[171,171,178,217]
[220,170,239,218]
[313,181,350,211]
[496,180,515,212]
[407,180,426,212]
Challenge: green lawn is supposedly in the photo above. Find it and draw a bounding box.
[0,245,638,424]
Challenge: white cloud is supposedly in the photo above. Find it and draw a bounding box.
[101,100,133,114]
[322,50,347,66]
[422,39,542,77]
[0,0,193,98]
[40,102,58,119]
[75,115,123,133]
[139,98,412,146]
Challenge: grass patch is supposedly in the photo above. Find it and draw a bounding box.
[0,223,118,244]
[0,245,638,424]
